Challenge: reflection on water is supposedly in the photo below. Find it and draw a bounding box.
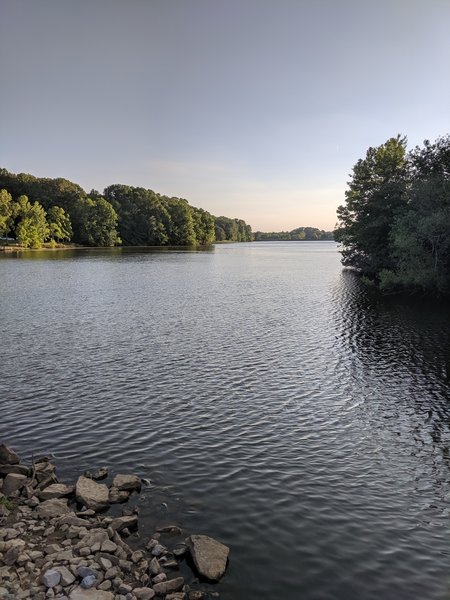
[1,242,450,600]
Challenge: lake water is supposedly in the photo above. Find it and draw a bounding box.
[1,241,450,600]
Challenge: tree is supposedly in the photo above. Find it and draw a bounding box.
[73,197,120,247]
[47,206,73,243]
[192,207,215,245]
[335,135,408,274]
[379,136,450,294]
[15,199,49,248]
[0,189,13,239]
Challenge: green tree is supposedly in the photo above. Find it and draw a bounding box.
[379,136,450,294]
[192,207,215,245]
[0,189,14,239]
[47,206,73,243]
[15,200,49,248]
[73,197,120,247]
[335,135,408,274]
[166,198,197,245]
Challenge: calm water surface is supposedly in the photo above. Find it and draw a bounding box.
[1,242,450,600]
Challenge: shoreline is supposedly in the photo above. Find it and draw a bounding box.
[0,444,229,600]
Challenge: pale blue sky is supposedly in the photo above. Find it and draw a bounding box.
[1,0,449,230]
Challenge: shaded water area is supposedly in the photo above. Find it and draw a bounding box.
[1,242,450,600]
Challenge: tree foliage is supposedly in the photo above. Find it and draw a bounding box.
[254,226,333,241]
[335,135,450,295]
[0,169,252,248]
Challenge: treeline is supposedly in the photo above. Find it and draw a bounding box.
[335,135,450,296]
[254,227,334,241]
[0,168,253,248]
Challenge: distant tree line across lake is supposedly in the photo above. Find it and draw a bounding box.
[0,168,253,248]
[335,134,450,296]
[254,227,334,241]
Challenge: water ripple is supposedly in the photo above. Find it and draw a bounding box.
[1,243,450,600]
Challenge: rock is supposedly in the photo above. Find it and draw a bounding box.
[39,483,74,500]
[75,476,109,512]
[76,566,97,579]
[152,573,167,584]
[75,528,108,551]
[156,525,182,535]
[81,575,96,589]
[108,487,130,504]
[37,498,70,519]
[100,539,118,553]
[2,473,27,496]
[152,577,184,596]
[151,544,166,557]
[133,589,155,600]
[111,474,142,492]
[187,535,229,582]
[97,580,112,590]
[166,594,186,600]
[110,515,138,532]
[149,558,162,576]
[172,544,187,557]
[0,464,30,477]
[0,444,20,465]
[41,569,61,588]
[131,550,143,563]
[84,467,108,481]
[54,566,75,586]
[69,589,114,600]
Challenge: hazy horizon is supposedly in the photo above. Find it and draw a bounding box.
[1,0,449,231]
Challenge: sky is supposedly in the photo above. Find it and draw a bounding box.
[1,0,449,231]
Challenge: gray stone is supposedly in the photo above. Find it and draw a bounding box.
[151,544,165,557]
[37,498,70,519]
[111,474,142,492]
[187,535,229,582]
[80,575,96,589]
[84,467,108,481]
[75,528,108,551]
[39,483,74,500]
[133,589,155,600]
[98,580,112,590]
[75,476,109,512]
[110,515,138,532]
[0,444,20,465]
[108,487,130,504]
[41,568,61,588]
[156,524,182,535]
[152,573,166,584]
[148,558,162,576]
[2,473,27,496]
[172,543,187,557]
[76,566,97,579]
[131,550,143,563]
[100,539,117,553]
[54,566,75,586]
[152,578,184,596]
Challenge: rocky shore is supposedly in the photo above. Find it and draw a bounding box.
[0,444,229,600]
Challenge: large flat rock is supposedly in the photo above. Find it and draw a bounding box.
[37,498,71,519]
[187,534,229,581]
[76,475,109,511]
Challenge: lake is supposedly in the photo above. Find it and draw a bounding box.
[1,241,450,600]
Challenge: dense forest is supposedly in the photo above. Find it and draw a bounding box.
[0,168,253,248]
[335,135,450,296]
[254,227,333,241]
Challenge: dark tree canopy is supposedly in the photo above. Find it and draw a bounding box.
[335,135,450,296]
